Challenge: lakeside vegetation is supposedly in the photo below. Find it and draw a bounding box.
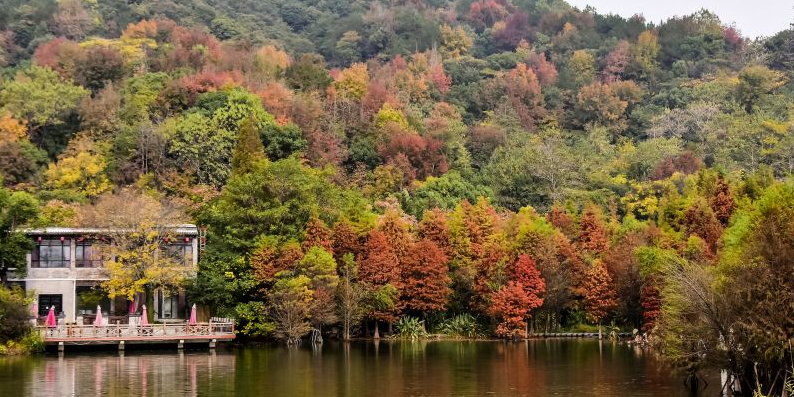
[1,0,794,393]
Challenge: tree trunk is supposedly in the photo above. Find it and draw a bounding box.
[373,320,380,339]
[598,323,602,340]
[145,285,154,324]
[0,266,8,287]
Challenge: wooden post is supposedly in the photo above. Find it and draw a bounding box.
[58,342,64,353]
[119,341,125,351]
[209,339,216,349]
[178,339,184,349]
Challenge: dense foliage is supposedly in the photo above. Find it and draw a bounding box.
[3,0,794,391]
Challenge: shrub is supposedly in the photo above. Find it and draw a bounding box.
[438,314,481,338]
[394,316,428,339]
[0,286,32,343]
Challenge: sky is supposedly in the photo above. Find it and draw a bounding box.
[566,0,793,39]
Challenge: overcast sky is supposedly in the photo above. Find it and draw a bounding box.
[566,0,793,39]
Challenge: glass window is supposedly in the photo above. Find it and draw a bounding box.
[31,238,71,268]
[162,238,193,265]
[38,294,63,316]
[75,239,104,268]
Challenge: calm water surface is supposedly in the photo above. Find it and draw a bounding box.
[0,340,718,396]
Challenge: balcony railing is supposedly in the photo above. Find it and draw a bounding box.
[36,322,235,341]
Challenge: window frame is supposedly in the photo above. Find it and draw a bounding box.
[31,238,72,268]
[75,238,104,268]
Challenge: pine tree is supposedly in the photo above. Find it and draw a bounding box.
[230,117,266,175]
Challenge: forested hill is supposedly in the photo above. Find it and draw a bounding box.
[2,0,794,389]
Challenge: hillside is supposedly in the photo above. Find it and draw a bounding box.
[2,0,794,391]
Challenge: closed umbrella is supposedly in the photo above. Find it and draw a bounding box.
[46,306,57,328]
[94,305,104,326]
[188,303,197,325]
[141,305,149,326]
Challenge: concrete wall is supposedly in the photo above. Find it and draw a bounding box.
[25,279,76,323]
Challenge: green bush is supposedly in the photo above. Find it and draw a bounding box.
[0,331,43,355]
[0,286,32,343]
[438,314,481,338]
[394,316,428,339]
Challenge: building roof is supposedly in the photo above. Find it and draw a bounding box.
[20,225,200,236]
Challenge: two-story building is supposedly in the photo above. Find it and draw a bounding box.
[10,225,200,324]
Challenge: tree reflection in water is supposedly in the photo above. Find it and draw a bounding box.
[1,340,716,396]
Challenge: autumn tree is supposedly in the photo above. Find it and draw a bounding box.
[583,260,618,338]
[546,204,577,239]
[709,177,735,225]
[511,254,546,335]
[401,239,451,314]
[489,282,533,338]
[303,216,333,253]
[504,63,544,129]
[682,198,723,256]
[418,209,451,255]
[358,229,401,337]
[332,219,361,263]
[80,189,192,323]
[574,82,628,131]
[577,205,610,256]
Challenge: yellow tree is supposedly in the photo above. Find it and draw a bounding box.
[78,189,192,323]
[44,137,111,198]
[631,30,660,75]
[0,113,27,144]
[439,24,473,58]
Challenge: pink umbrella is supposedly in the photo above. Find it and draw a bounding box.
[141,305,149,326]
[94,305,104,326]
[129,298,137,315]
[188,303,197,325]
[46,306,57,327]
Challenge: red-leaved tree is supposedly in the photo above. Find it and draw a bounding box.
[401,239,451,314]
[358,229,401,337]
[303,216,333,252]
[578,205,610,256]
[583,260,618,338]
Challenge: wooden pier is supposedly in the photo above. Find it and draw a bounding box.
[37,322,235,351]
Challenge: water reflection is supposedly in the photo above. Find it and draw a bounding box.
[0,340,717,397]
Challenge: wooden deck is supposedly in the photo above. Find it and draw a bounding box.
[37,322,235,349]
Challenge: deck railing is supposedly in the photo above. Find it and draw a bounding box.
[36,322,235,340]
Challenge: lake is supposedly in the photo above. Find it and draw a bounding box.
[0,339,718,396]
